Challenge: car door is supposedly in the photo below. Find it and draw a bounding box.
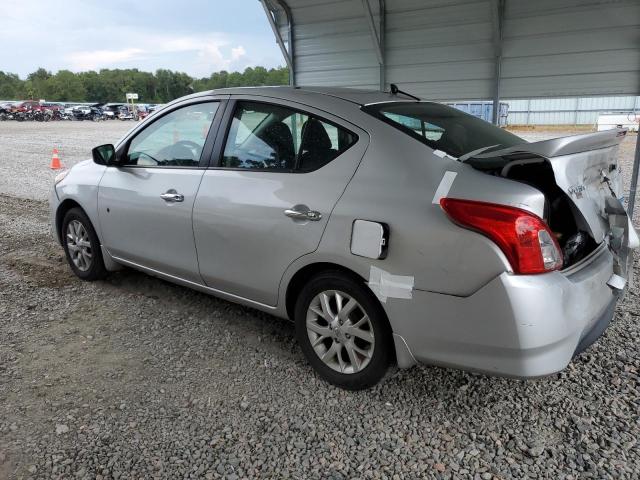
[98,97,226,283]
[192,97,368,306]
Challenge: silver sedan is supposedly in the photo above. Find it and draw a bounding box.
[50,87,638,390]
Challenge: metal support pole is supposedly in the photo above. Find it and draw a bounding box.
[628,133,640,219]
[379,0,385,92]
[491,0,505,125]
[362,0,385,91]
[362,0,384,65]
[260,0,295,86]
[492,60,502,125]
[283,1,295,86]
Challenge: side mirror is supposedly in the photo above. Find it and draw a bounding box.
[92,144,116,165]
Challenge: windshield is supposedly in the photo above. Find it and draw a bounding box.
[362,102,524,159]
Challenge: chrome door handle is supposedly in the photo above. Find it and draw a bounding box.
[284,207,322,221]
[160,190,184,202]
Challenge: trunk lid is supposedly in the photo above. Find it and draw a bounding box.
[468,129,637,282]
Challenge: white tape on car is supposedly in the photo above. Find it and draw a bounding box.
[433,150,456,160]
[431,171,457,205]
[607,273,626,291]
[628,218,639,249]
[368,266,414,303]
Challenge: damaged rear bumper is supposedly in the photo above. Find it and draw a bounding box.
[387,243,623,378]
[572,294,617,357]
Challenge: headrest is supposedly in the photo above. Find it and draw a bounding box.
[300,119,332,152]
[259,121,295,166]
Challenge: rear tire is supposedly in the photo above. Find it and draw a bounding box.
[294,271,393,390]
[61,208,107,281]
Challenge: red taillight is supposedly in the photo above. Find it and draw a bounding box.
[440,198,563,274]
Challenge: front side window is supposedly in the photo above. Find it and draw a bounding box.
[125,102,219,167]
[363,102,523,159]
[221,101,357,171]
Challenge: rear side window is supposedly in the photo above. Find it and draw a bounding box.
[221,101,357,171]
[363,102,522,159]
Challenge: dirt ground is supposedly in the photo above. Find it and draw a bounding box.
[0,122,639,479]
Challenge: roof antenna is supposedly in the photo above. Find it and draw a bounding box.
[390,83,420,101]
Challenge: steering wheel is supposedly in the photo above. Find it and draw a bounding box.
[156,140,202,164]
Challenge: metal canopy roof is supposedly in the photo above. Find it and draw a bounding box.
[260,0,640,218]
[261,0,640,104]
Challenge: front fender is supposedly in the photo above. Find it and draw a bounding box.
[53,159,106,241]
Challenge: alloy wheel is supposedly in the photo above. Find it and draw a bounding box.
[66,220,93,271]
[306,290,375,374]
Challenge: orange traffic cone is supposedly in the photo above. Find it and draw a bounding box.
[50,147,62,170]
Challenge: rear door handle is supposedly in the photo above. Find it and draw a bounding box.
[160,190,184,202]
[284,205,322,221]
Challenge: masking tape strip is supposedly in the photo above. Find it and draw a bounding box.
[431,171,457,205]
[628,218,639,249]
[368,266,414,303]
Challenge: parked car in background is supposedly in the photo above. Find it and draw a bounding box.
[40,102,64,111]
[11,100,40,113]
[88,106,106,121]
[117,106,137,121]
[68,105,105,121]
[134,105,149,120]
[101,107,116,119]
[0,102,15,120]
[76,105,93,119]
[99,104,123,119]
[49,87,639,389]
[148,104,165,114]
[1,101,170,122]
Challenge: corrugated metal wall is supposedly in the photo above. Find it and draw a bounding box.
[385,0,495,99]
[501,0,640,98]
[289,0,381,89]
[506,95,640,125]
[270,0,640,100]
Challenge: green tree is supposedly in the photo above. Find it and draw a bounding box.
[47,70,87,101]
[0,65,289,103]
[0,71,24,99]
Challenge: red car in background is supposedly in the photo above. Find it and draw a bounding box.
[11,101,63,113]
[11,100,40,112]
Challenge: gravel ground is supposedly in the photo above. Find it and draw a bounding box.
[0,121,133,200]
[0,123,639,479]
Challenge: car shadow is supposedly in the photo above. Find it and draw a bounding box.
[99,266,568,404]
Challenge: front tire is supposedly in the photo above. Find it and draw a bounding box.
[294,271,393,390]
[61,208,107,281]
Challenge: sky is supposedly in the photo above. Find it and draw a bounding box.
[0,0,285,78]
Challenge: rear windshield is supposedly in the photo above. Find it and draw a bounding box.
[362,102,524,159]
